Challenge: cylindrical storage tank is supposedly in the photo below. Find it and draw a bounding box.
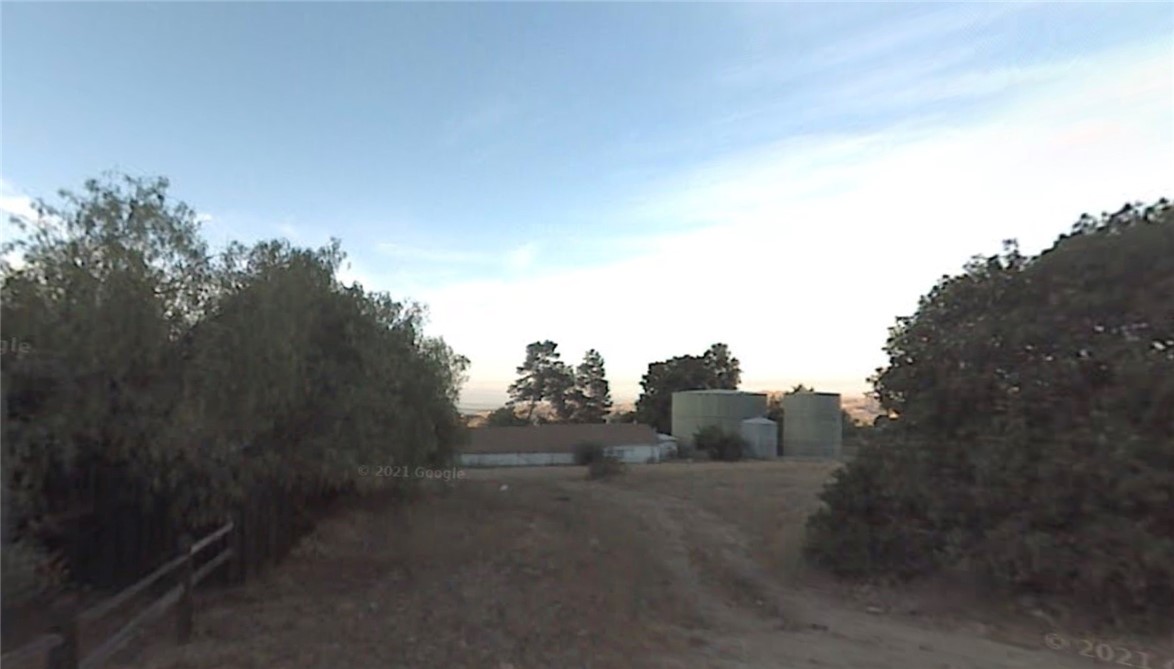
[782,392,842,458]
[671,390,768,447]
[740,417,778,459]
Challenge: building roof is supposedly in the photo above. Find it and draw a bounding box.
[463,423,659,454]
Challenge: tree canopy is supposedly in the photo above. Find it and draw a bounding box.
[486,406,529,427]
[569,349,612,423]
[505,342,613,423]
[635,343,742,433]
[1,173,468,588]
[506,340,574,423]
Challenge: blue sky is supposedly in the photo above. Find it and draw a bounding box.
[3,2,1172,410]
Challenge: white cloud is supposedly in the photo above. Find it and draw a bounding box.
[1,179,40,271]
[336,258,375,291]
[277,223,301,242]
[0,178,39,224]
[376,240,544,279]
[505,243,537,272]
[377,242,490,265]
[717,4,1029,89]
[419,40,1173,407]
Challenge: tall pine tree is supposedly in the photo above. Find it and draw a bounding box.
[570,349,612,423]
[506,340,574,422]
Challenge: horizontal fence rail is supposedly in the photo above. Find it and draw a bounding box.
[3,518,236,669]
[192,549,233,586]
[0,633,64,666]
[188,522,234,557]
[79,584,183,669]
[78,553,190,625]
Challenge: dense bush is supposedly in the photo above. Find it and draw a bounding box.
[805,199,1174,629]
[693,425,747,462]
[572,441,623,478]
[0,538,69,608]
[486,405,529,427]
[573,442,606,466]
[1,173,468,586]
[804,431,947,579]
[586,453,624,479]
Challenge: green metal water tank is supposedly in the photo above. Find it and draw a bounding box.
[671,390,768,447]
[781,391,842,458]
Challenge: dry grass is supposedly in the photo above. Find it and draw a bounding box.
[111,476,695,669]
[88,460,1170,669]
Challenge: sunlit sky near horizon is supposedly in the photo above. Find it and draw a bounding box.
[2,3,1172,410]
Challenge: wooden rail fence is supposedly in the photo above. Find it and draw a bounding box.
[1,518,237,669]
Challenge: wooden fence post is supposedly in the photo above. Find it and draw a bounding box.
[258,490,267,573]
[266,486,276,568]
[225,514,237,579]
[278,492,289,559]
[244,503,255,579]
[233,506,245,583]
[267,488,278,565]
[47,595,79,669]
[264,486,275,568]
[177,534,194,644]
[250,500,260,578]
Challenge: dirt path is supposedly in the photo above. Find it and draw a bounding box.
[111,462,1173,669]
[560,469,1138,669]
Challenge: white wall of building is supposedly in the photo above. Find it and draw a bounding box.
[457,442,664,468]
[457,452,577,467]
[605,444,662,464]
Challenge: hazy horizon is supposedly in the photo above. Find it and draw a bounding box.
[456,378,874,413]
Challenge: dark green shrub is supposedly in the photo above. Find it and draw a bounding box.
[805,201,1174,630]
[586,453,624,479]
[486,406,529,427]
[693,425,747,462]
[573,441,606,466]
[1,538,69,608]
[804,433,947,579]
[967,429,1174,630]
[0,173,469,587]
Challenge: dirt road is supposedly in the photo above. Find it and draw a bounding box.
[114,461,1173,669]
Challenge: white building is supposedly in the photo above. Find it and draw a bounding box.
[457,423,672,467]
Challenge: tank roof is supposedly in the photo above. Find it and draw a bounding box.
[673,389,766,395]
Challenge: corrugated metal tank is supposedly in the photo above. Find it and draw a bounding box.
[740,417,778,459]
[782,392,842,458]
[671,390,768,446]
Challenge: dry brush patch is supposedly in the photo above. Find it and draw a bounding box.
[111,477,697,669]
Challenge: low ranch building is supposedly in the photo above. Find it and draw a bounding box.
[458,423,675,467]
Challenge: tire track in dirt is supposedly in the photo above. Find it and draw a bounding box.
[562,481,793,635]
[553,474,1107,669]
